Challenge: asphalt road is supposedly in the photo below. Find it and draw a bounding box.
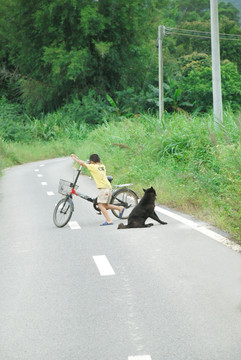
[0,157,241,360]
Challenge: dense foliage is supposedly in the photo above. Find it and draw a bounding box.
[0,0,240,117]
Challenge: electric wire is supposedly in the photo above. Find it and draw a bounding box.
[141,24,241,104]
[164,26,241,41]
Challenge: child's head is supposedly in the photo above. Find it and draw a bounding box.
[89,153,100,163]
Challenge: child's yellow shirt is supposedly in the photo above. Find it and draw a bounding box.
[85,163,111,189]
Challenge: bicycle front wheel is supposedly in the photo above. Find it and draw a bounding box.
[53,197,74,228]
[111,188,138,219]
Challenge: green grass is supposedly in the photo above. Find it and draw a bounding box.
[0,139,80,170]
[74,112,241,242]
[0,111,240,243]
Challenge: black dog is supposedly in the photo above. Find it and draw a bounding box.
[118,187,167,229]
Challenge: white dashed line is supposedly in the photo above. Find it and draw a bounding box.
[93,255,115,276]
[40,164,45,167]
[156,206,241,252]
[68,221,81,230]
[128,356,152,360]
[41,182,47,186]
[47,191,54,196]
[34,169,39,172]
[37,174,43,177]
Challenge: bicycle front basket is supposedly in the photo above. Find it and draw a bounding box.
[58,179,79,196]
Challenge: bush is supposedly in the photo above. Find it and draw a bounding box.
[179,54,241,112]
[0,96,28,141]
[62,91,109,125]
[0,96,92,142]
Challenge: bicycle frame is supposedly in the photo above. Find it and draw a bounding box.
[70,187,95,203]
[68,166,134,205]
[54,166,138,226]
[68,167,96,203]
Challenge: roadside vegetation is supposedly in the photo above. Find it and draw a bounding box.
[0,98,240,243]
[0,1,240,242]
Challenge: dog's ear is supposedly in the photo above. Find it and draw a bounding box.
[143,188,146,192]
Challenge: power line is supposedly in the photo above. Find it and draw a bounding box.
[165,26,241,41]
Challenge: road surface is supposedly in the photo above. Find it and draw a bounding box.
[0,157,241,360]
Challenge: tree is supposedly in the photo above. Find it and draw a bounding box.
[0,0,163,114]
[167,0,210,23]
[178,53,241,111]
[162,0,241,84]
[219,1,240,22]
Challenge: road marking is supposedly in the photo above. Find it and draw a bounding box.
[68,221,81,230]
[47,191,54,196]
[93,255,115,276]
[37,174,43,177]
[156,206,241,252]
[41,182,47,186]
[34,169,39,172]
[40,164,45,167]
[128,356,152,360]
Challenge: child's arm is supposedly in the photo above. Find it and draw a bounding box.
[71,154,87,167]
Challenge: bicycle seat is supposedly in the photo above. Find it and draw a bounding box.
[107,176,113,183]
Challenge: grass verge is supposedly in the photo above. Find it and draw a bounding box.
[0,139,80,170]
[0,111,240,243]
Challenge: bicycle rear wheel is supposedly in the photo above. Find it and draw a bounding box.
[111,188,138,219]
[53,197,74,227]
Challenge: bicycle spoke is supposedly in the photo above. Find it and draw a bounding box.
[111,189,138,219]
[53,198,73,227]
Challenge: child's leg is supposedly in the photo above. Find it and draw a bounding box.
[105,204,124,213]
[98,203,113,223]
[97,189,124,223]
[98,203,124,223]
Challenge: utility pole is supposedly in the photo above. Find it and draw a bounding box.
[158,25,165,120]
[210,0,223,124]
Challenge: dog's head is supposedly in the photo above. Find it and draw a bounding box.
[143,186,157,198]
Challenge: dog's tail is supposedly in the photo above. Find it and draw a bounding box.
[118,223,127,229]
[160,220,168,225]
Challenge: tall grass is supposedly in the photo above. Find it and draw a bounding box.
[75,112,241,241]
[0,109,240,242]
[0,96,92,143]
[0,139,81,171]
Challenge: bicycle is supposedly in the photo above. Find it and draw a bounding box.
[53,166,139,228]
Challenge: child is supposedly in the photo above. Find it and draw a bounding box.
[71,153,124,226]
